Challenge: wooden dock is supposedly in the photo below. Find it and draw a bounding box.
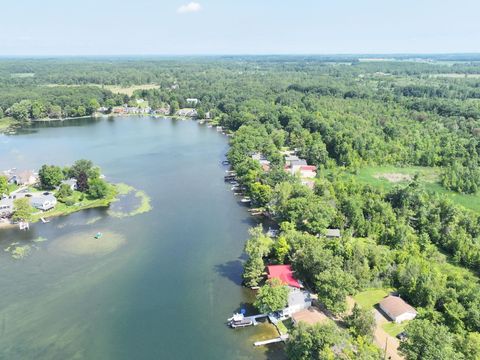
[254,335,289,346]
[244,313,268,326]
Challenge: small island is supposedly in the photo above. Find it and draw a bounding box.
[0,159,117,228]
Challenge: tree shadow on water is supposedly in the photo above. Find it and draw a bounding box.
[214,259,244,286]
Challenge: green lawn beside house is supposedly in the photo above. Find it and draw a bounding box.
[353,288,391,309]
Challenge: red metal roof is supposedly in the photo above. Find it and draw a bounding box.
[267,265,302,288]
[300,165,317,171]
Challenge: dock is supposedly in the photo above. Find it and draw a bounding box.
[244,313,268,326]
[254,335,289,346]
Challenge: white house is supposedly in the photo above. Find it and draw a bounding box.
[282,288,312,317]
[61,179,78,191]
[30,193,57,211]
[4,169,38,186]
[379,295,417,323]
[0,197,13,218]
[186,98,199,106]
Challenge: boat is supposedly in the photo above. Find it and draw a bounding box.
[227,313,253,328]
[241,197,251,203]
[221,160,230,165]
[94,232,103,239]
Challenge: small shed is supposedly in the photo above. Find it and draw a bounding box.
[325,229,341,238]
[379,295,417,323]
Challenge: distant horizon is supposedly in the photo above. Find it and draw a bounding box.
[1,52,480,59]
[1,0,478,56]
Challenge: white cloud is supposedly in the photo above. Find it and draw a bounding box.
[177,2,202,14]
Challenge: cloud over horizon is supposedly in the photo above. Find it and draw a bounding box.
[177,2,202,14]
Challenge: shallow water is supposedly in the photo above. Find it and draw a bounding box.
[0,117,286,360]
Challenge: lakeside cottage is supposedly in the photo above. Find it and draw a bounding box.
[3,169,38,186]
[379,295,417,323]
[61,179,78,191]
[267,265,312,317]
[251,153,271,172]
[30,193,57,211]
[0,197,14,218]
[177,108,198,117]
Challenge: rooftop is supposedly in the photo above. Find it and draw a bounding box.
[267,265,302,288]
[379,295,416,317]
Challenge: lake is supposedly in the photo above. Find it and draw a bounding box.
[0,117,285,360]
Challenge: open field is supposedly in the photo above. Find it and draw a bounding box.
[43,84,159,96]
[103,84,159,96]
[355,166,480,213]
[354,288,390,309]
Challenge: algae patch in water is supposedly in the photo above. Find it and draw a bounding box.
[50,230,126,256]
[4,244,32,259]
[108,183,152,218]
[86,216,103,225]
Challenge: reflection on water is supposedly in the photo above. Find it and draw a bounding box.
[0,117,286,360]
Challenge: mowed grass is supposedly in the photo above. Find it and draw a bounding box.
[44,84,159,96]
[355,166,480,213]
[354,288,391,309]
[103,84,159,96]
[382,322,407,337]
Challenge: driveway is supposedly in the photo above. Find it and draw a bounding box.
[373,309,403,360]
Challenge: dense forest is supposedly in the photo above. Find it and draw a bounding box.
[1,56,480,358]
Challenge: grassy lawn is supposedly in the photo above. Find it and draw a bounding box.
[30,185,117,222]
[382,321,407,337]
[354,288,391,309]
[354,166,480,213]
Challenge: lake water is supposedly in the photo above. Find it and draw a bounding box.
[0,117,285,360]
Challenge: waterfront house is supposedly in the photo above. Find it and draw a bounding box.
[4,169,38,186]
[0,197,13,218]
[30,193,57,211]
[379,295,417,323]
[61,179,78,191]
[267,265,302,288]
[282,288,312,317]
[251,153,271,172]
[177,108,198,117]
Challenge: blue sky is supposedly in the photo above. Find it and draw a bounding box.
[1,0,479,55]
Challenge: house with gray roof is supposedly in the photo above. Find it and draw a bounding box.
[30,193,57,211]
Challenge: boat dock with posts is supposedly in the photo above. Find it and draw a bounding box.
[227,312,268,328]
[254,334,289,347]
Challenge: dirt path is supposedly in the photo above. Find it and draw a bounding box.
[373,309,403,360]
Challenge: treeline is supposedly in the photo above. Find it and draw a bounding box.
[0,86,124,120]
[227,122,480,359]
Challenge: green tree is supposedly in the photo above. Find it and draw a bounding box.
[88,178,109,199]
[243,256,265,288]
[399,319,462,360]
[38,164,64,190]
[315,268,355,314]
[254,278,289,314]
[250,182,273,207]
[272,235,291,264]
[0,175,8,195]
[55,183,73,201]
[345,304,376,339]
[12,198,34,222]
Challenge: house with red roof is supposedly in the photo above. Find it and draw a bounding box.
[267,265,302,288]
[267,265,312,317]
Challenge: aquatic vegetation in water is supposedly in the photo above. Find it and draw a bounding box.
[108,183,152,218]
[5,244,32,259]
[86,216,103,225]
[50,230,126,256]
[33,236,48,243]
